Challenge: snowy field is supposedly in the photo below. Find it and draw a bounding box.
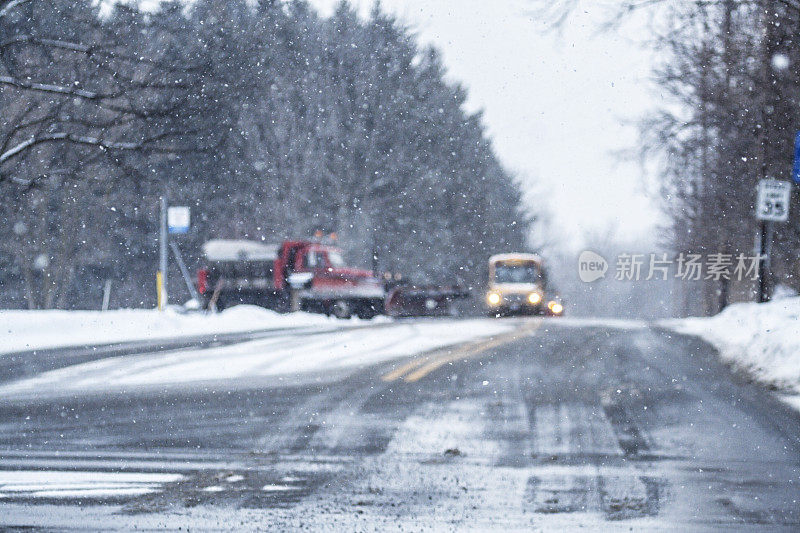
[0,317,519,398]
[0,305,354,355]
[663,297,800,406]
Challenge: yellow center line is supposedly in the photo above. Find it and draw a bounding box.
[380,319,542,384]
[403,337,507,383]
[380,356,432,382]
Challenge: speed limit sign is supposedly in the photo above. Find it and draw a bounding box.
[756,179,791,222]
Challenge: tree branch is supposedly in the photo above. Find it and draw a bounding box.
[0,131,200,167]
[0,75,100,99]
[0,0,33,20]
[0,35,90,53]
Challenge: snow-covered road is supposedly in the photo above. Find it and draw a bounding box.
[0,318,519,398]
[2,320,798,530]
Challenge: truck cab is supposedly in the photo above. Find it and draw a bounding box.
[276,242,356,288]
[278,241,385,318]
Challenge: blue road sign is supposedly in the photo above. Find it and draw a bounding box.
[793,130,800,184]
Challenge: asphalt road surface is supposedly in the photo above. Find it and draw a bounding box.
[1,319,799,531]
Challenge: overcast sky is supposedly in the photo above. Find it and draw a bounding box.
[310,0,663,249]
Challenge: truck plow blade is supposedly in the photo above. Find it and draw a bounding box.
[385,285,470,317]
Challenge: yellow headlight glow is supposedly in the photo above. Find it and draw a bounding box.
[487,292,502,306]
[550,302,563,314]
[528,292,542,304]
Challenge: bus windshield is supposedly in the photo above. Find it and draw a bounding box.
[493,261,539,284]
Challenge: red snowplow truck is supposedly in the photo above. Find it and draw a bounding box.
[197,239,468,319]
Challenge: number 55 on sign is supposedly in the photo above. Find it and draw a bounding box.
[756,179,791,222]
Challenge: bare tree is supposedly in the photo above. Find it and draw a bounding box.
[0,0,205,185]
[527,0,800,313]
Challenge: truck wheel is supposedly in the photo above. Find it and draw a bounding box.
[332,300,352,319]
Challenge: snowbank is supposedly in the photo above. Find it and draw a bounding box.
[662,297,800,394]
[0,306,348,354]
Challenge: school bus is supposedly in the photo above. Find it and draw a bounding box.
[485,253,563,316]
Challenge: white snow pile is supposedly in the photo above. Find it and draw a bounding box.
[0,319,517,397]
[663,296,800,394]
[0,305,349,355]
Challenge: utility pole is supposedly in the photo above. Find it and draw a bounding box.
[158,196,168,310]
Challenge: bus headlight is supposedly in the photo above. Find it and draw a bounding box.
[528,292,542,305]
[487,292,502,306]
[548,301,563,314]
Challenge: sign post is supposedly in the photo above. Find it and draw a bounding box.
[158,197,168,310]
[792,130,800,185]
[755,179,791,302]
[158,204,191,310]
